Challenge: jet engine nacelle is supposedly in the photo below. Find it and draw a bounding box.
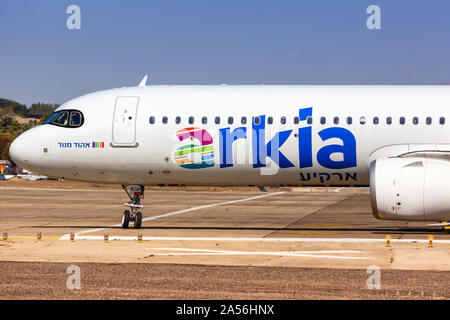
[370,157,450,221]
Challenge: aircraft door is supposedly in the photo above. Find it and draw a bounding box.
[112,96,139,146]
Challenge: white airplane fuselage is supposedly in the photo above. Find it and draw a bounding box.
[13,84,450,222]
[9,85,450,187]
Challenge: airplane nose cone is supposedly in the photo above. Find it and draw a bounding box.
[9,134,30,168]
[9,126,53,175]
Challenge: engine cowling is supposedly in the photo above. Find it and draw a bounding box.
[370,157,450,221]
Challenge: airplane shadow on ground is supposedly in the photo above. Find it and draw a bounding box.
[28,225,448,235]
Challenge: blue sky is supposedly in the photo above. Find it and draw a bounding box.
[1,0,450,105]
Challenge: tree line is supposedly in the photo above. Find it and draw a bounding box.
[0,98,59,118]
[0,98,59,160]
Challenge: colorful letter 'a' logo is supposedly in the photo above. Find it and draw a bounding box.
[174,127,214,169]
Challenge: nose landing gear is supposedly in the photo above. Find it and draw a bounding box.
[121,185,144,229]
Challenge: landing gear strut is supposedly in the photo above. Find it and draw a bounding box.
[121,185,144,229]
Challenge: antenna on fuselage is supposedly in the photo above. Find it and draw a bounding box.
[138,75,148,87]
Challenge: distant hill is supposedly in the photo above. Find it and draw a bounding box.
[0,98,59,119]
[0,98,28,116]
[0,98,60,161]
[14,115,40,124]
[27,102,59,118]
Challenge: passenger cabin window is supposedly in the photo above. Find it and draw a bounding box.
[202,116,207,124]
[267,116,273,124]
[373,117,379,125]
[320,117,326,125]
[413,117,418,125]
[189,116,194,124]
[149,116,155,124]
[241,116,247,124]
[360,117,366,125]
[294,116,299,124]
[333,117,339,125]
[162,116,168,124]
[215,116,220,124]
[175,116,181,124]
[307,116,312,125]
[399,117,405,125]
[254,116,260,125]
[44,110,84,128]
[426,117,432,125]
[346,117,352,125]
[386,117,392,125]
[440,117,445,125]
[280,116,286,125]
[228,116,233,124]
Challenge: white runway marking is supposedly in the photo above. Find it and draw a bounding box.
[334,187,344,193]
[57,235,450,244]
[59,191,286,239]
[144,248,371,260]
[149,248,364,254]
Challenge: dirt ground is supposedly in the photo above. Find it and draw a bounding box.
[0,261,447,300]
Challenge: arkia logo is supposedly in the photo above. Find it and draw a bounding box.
[174,108,357,170]
[174,127,215,169]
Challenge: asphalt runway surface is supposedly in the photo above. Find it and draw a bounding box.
[0,179,449,299]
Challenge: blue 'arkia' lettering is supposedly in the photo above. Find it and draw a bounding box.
[252,115,294,169]
[317,127,357,169]
[217,108,357,170]
[219,127,247,168]
[298,107,313,168]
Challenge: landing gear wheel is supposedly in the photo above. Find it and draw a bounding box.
[122,210,130,229]
[121,185,145,229]
[134,211,142,229]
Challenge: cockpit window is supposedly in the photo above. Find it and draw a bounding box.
[43,110,84,128]
[69,111,82,127]
[43,112,59,125]
[52,111,69,126]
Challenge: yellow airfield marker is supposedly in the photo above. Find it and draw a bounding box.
[385,235,392,247]
[104,233,109,243]
[137,234,143,243]
[427,235,434,248]
[37,232,42,241]
[2,232,7,241]
[70,232,75,242]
